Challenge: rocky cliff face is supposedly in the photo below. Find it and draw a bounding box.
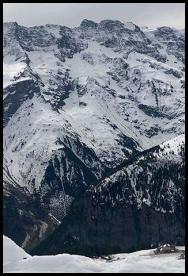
[3,182,59,252]
[32,135,185,256]
[3,19,184,250]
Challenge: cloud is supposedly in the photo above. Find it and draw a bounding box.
[3,3,185,29]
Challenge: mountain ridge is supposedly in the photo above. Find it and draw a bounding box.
[32,134,185,256]
[3,19,185,251]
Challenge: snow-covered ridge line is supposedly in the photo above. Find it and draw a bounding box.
[160,134,185,154]
[90,134,185,189]
[3,20,184,32]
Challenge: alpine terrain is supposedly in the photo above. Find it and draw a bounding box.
[3,19,185,253]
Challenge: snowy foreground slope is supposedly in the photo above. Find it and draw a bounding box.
[3,236,185,273]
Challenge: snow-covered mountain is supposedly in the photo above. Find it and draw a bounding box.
[3,236,185,273]
[33,135,185,256]
[3,19,185,250]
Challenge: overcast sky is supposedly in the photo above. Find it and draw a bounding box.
[3,3,185,29]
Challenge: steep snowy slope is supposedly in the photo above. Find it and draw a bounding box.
[3,20,185,249]
[3,236,29,267]
[33,135,185,256]
[3,236,185,273]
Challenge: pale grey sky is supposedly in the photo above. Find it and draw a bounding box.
[3,3,185,29]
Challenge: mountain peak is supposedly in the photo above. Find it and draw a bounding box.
[99,19,124,31]
[124,21,136,31]
[3,21,19,30]
[80,19,98,28]
[157,26,176,32]
[3,21,18,26]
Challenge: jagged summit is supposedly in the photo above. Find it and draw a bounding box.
[99,19,124,30]
[79,19,137,32]
[80,19,98,28]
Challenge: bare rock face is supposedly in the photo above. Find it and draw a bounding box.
[80,19,98,29]
[179,251,185,259]
[3,183,59,252]
[154,244,179,255]
[34,204,184,257]
[3,79,39,127]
